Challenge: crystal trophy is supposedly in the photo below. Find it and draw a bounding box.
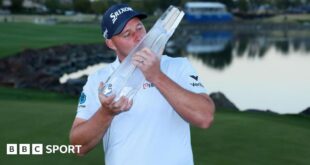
[100,6,184,101]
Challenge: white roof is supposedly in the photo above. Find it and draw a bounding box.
[185,2,226,8]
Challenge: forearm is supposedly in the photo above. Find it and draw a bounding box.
[153,73,215,128]
[70,107,113,155]
[132,49,214,127]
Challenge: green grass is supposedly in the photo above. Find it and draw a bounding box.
[191,111,310,165]
[0,86,104,164]
[260,13,310,24]
[0,22,102,58]
[0,86,310,164]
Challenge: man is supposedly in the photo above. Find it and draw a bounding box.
[70,4,214,165]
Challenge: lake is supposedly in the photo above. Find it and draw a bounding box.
[61,28,310,114]
[173,28,310,114]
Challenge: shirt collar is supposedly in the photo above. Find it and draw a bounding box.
[111,56,120,70]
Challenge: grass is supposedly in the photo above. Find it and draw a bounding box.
[191,111,310,165]
[0,86,309,164]
[0,86,104,164]
[0,14,97,23]
[261,13,310,24]
[0,22,102,58]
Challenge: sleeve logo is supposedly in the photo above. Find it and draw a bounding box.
[79,92,86,104]
[190,75,198,81]
[189,75,204,87]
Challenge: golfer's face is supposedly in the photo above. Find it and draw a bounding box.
[111,17,146,57]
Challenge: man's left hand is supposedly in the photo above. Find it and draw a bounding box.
[132,48,162,83]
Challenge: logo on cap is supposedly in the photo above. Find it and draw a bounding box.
[110,7,133,24]
[101,4,147,39]
[103,28,108,38]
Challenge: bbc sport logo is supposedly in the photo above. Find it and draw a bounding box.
[6,143,82,155]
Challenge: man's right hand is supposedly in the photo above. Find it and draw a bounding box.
[98,82,133,116]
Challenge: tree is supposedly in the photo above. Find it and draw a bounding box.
[91,0,108,15]
[59,2,74,12]
[236,0,249,12]
[45,0,60,13]
[90,0,109,20]
[142,0,158,15]
[158,0,181,10]
[73,0,92,13]
[216,0,235,11]
[10,0,23,13]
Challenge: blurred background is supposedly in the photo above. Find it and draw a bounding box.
[0,0,310,164]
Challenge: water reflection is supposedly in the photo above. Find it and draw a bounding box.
[233,31,310,58]
[190,43,233,70]
[176,29,310,70]
[184,31,233,70]
[186,31,232,54]
[174,29,310,114]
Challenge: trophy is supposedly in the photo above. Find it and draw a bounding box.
[100,6,184,101]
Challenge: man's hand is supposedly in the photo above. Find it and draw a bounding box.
[98,82,133,116]
[132,48,162,83]
[69,82,133,156]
